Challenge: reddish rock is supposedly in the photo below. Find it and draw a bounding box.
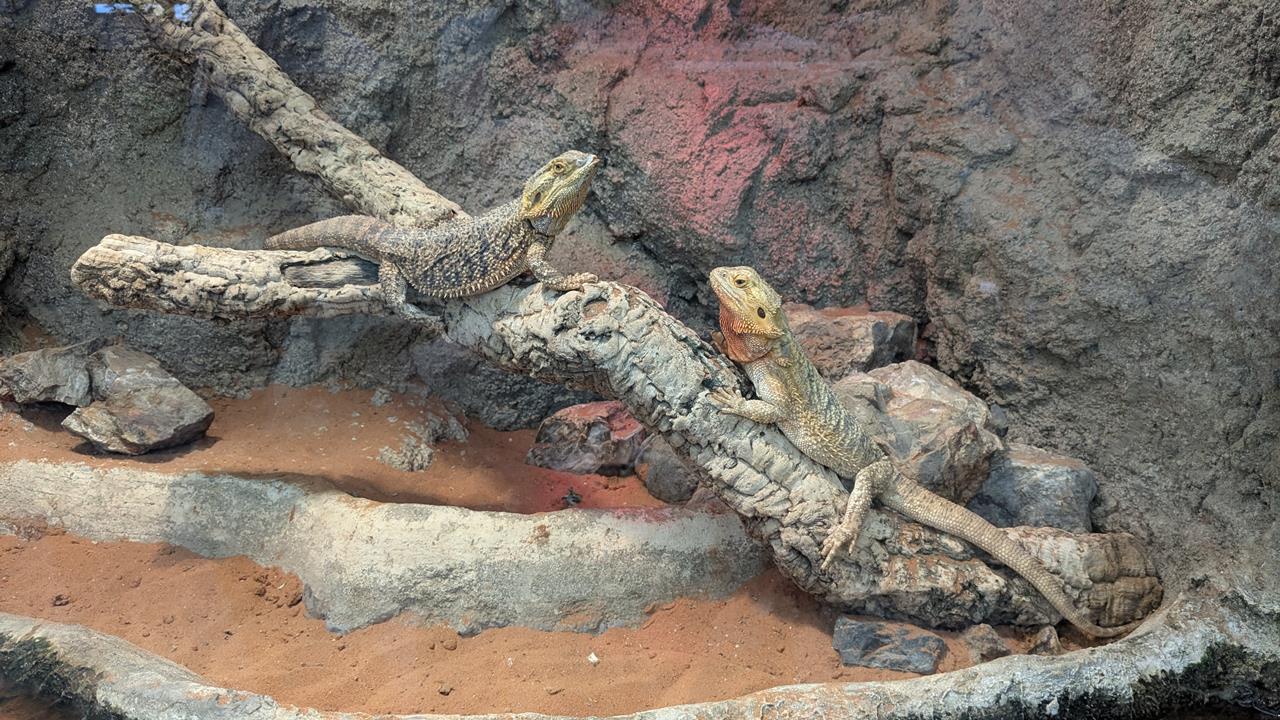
[526,401,647,476]
[785,303,917,378]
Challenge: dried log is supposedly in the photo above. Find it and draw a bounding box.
[70,237,1162,629]
[72,236,386,321]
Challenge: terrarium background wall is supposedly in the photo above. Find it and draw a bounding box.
[2,0,1277,640]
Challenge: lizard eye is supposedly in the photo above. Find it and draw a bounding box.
[551,161,566,172]
[756,307,767,318]
[734,277,747,287]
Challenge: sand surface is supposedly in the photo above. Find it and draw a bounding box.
[0,384,1041,716]
[0,385,663,512]
[0,531,981,716]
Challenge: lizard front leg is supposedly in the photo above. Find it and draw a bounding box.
[526,241,597,291]
[378,262,444,332]
[820,459,895,570]
[708,388,787,424]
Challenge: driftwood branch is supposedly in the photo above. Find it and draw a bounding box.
[71,237,1161,629]
[72,0,1161,629]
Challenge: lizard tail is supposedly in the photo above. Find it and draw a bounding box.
[881,479,1143,639]
[263,216,390,255]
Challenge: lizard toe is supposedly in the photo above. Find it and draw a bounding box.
[820,533,852,571]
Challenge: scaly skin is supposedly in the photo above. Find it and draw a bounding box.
[707,266,1141,639]
[265,151,600,324]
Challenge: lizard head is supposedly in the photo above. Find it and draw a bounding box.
[709,266,788,361]
[519,150,600,236]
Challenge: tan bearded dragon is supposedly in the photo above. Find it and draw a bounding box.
[707,265,1141,638]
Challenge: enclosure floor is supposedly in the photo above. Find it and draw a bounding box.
[0,385,664,513]
[0,385,1065,714]
[0,531,1015,716]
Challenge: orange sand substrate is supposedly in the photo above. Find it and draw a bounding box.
[0,385,1041,715]
[0,532,991,716]
[0,385,663,513]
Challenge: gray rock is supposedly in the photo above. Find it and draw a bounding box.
[0,339,103,406]
[377,438,435,473]
[833,361,1004,503]
[1029,625,1063,656]
[968,443,1099,533]
[61,345,213,455]
[527,401,646,476]
[959,623,1009,664]
[831,617,947,674]
[410,336,594,430]
[635,435,700,504]
[785,303,916,378]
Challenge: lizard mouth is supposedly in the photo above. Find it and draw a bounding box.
[570,155,601,183]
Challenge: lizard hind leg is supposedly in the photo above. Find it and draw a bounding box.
[821,459,894,571]
[377,262,444,333]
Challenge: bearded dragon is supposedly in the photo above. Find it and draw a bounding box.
[707,266,1141,638]
[265,150,600,323]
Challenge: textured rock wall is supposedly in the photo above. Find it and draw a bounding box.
[2,0,1277,599]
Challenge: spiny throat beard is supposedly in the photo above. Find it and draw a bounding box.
[719,303,771,363]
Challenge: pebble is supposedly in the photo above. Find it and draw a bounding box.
[960,623,1010,664]
[831,617,948,674]
[1029,625,1063,656]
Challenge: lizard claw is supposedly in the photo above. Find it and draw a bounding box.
[396,304,446,335]
[711,330,727,356]
[707,387,742,410]
[820,528,854,572]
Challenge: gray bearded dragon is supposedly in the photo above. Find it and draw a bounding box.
[266,150,600,323]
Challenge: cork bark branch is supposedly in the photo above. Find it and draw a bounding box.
[71,236,1161,629]
[71,0,1161,629]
